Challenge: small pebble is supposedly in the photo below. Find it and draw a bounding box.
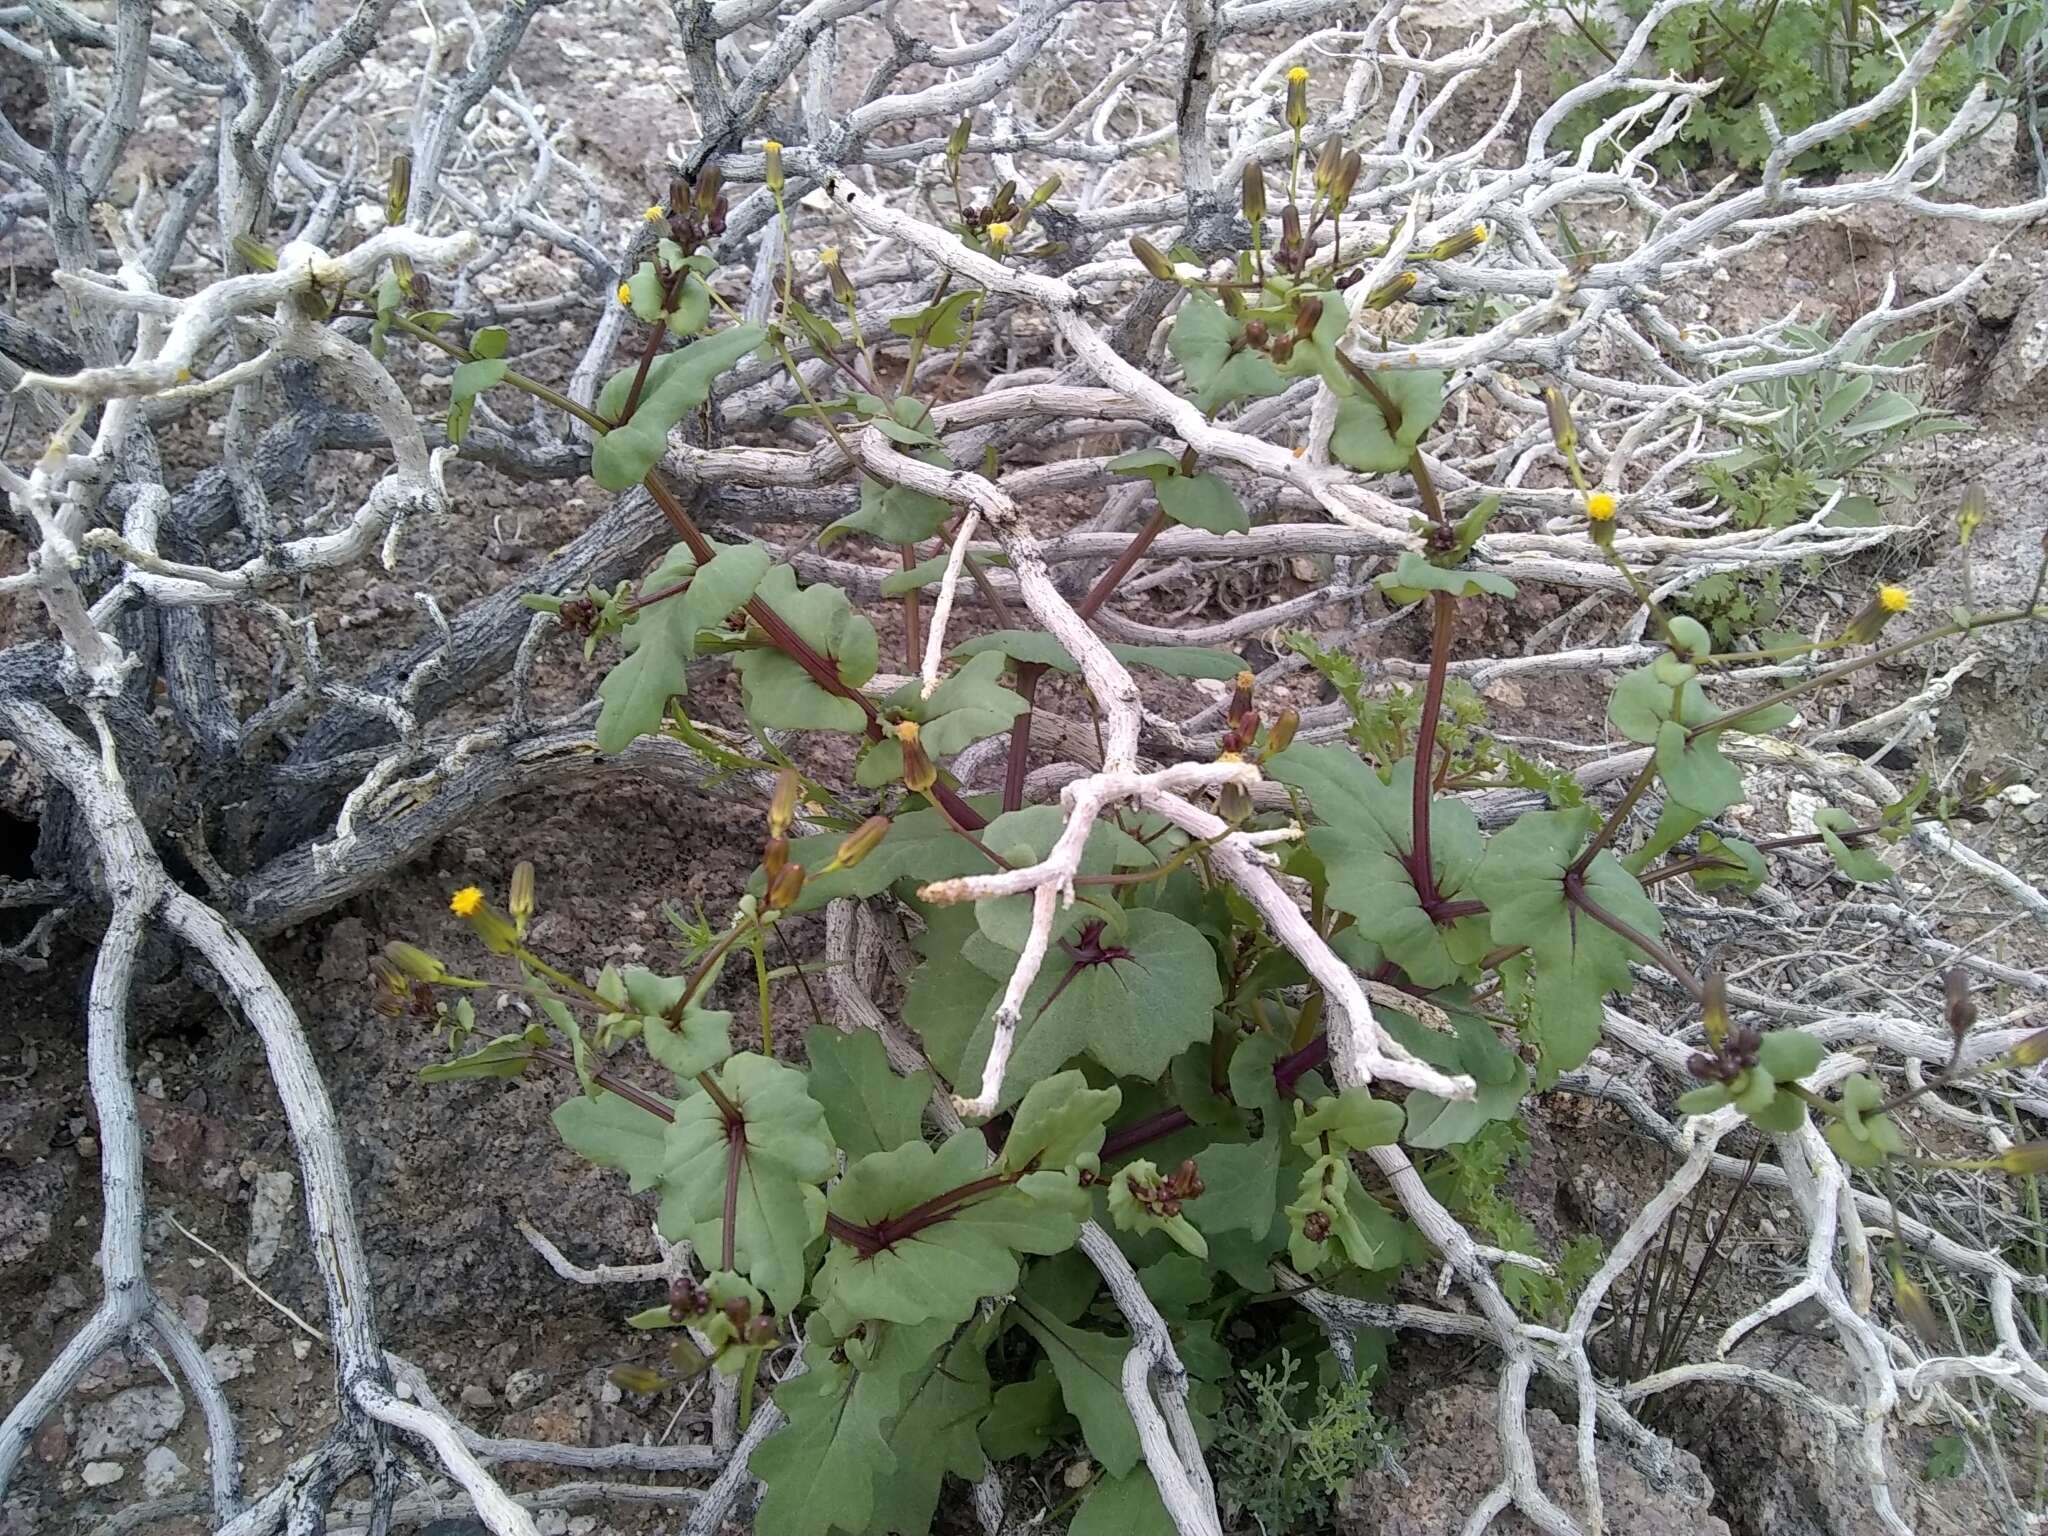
[82,1462,124,1487]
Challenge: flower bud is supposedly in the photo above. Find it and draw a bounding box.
[1130,236,1177,282]
[762,835,789,885]
[1265,707,1299,755]
[1427,223,1488,262]
[819,246,856,307]
[2006,1029,2048,1068]
[694,166,722,216]
[1029,174,1062,207]
[1701,972,1729,1051]
[947,116,971,167]
[1330,150,1361,208]
[1996,1142,2048,1176]
[1943,967,1976,1042]
[1313,135,1343,198]
[1217,777,1251,825]
[897,720,936,793]
[1241,161,1266,228]
[1365,271,1417,310]
[384,941,449,984]
[1227,669,1255,723]
[386,153,412,227]
[1293,295,1323,339]
[768,767,800,838]
[1285,64,1310,132]
[508,861,536,929]
[763,140,784,196]
[1544,386,1577,460]
[765,860,806,912]
[1891,1262,1943,1350]
[1280,203,1302,250]
[828,815,892,872]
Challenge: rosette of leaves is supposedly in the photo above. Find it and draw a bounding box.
[1821,1074,1908,1168]
[1676,1028,1824,1135]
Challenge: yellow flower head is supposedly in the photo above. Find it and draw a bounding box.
[1585,491,1617,521]
[1286,66,1310,85]
[764,139,782,153]
[1879,584,1912,613]
[819,246,840,266]
[1471,222,1489,245]
[986,222,1012,244]
[644,204,664,222]
[894,719,922,744]
[449,886,485,917]
[617,281,633,307]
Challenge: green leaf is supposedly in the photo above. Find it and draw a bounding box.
[1756,1029,1823,1083]
[868,1322,994,1534]
[1105,451,1249,534]
[1689,831,1766,893]
[1000,1070,1122,1175]
[1814,808,1893,884]
[1292,1086,1404,1152]
[1167,292,1287,413]
[1016,1302,1141,1477]
[1267,747,1489,987]
[1826,1073,1908,1167]
[815,1132,1086,1328]
[856,652,1028,787]
[1383,1005,1528,1149]
[1607,663,1714,745]
[654,1053,833,1313]
[1655,720,1744,817]
[590,324,766,490]
[751,1323,943,1536]
[1329,392,1409,474]
[551,1087,673,1187]
[980,1365,1069,1461]
[470,325,509,360]
[1839,390,1920,437]
[952,629,1245,680]
[889,289,981,345]
[641,1006,734,1084]
[952,908,1223,1111]
[1471,805,1660,1077]
[446,357,508,444]
[418,1023,544,1081]
[732,564,879,734]
[1071,1469,1179,1536]
[595,542,771,753]
[1677,1084,1732,1115]
[826,464,955,546]
[805,1025,932,1162]
[1376,551,1516,604]
[773,815,994,921]
[970,805,1154,952]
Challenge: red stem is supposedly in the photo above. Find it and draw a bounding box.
[1002,662,1047,814]
[1077,506,1169,621]
[1410,592,1456,904]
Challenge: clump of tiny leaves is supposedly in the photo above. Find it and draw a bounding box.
[359,86,2048,1532]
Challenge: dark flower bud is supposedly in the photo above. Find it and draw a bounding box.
[1331,150,1362,208]
[1243,318,1269,348]
[1293,295,1323,339]
[765,861,806,912]
[763,835,789,884]
[1943,967,1976,1041]
[1241,161,1266,227]
[1270,335,1296,366]
[1313,135,1343,197]
[1303,1210,1331,1242]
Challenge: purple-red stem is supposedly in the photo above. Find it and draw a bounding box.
[1002,662,1047,814]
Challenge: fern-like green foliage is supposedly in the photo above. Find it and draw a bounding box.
[1540,0,2025,173]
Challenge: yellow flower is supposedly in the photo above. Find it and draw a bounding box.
[764,139,782,153]
[819,246,840,266]
[1879,584,1911,613]
[1585,491,1617,521]
[1286,66,1310,84]
[644,205,664,222]
[449,886,484,917]
[986,222,1012,244]
[1471,222,1489,244]
[617,282,633,307]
